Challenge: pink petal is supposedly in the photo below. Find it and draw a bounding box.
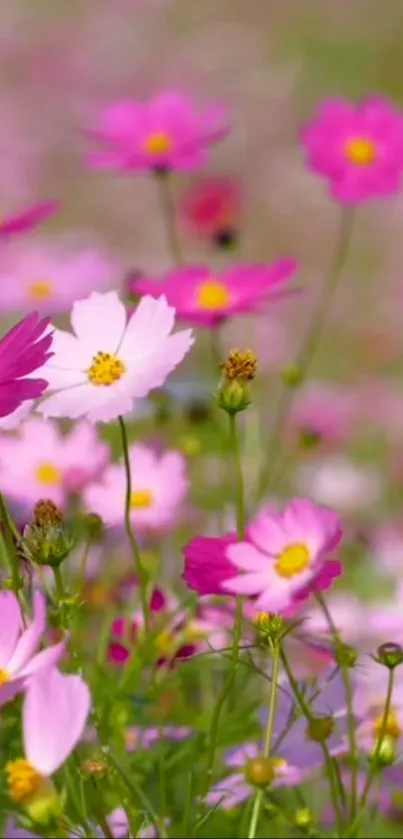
[0,592,22,668]
[19,639,66,679]
[7,591,45,676]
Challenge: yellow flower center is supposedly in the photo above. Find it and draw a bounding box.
[373,709,401,741]
[0,668,10,685]
[196,279,230,310]
[6,758,43,804]
[275,543,310,578]
[28,280,53,300]
[87,352,126,387]
[130,489,153,509]
[36,461,62,485]
[155,630,174,656]
[345,138,376,165]
[144,132,172,156]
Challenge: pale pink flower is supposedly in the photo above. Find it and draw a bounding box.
[294,455,382,512]
[353,659,403,755]
[0,399,33,430]
[83,443,188,528]
[289,381,357,449]
[0,238,119,315]
[86,91,229,173]
[0,418,109,508]
[36,291,193,423]
[0,591,65,706]
[222,498,342,612]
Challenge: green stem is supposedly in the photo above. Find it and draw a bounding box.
[118,415,150,634]
[156,171,182,265]
[53,565,67,628]
[255,206,354,501]
[280,647,344,836]
[359,668,394,810]
[0,491,21,593]
[314,591,357,820]
[201,412,245,799]
[247,647,280,839]
[109,751,168,838]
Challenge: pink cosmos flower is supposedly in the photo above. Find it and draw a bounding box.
[0,418,109,508]
[83,443,188,528]
[0,311,53,419]
[179,176,241,246]
[222,498,342,612]
[0,201,58,240]
[108,587,188,666]
[0,399,33,430]
[125,725,192,752]
[0,238,118,314]
[181,533,238,595]
[131,260,298,327]
[35,291,193,423]
[301,97,403,203]
[289,381,357,451]
[6,667,90,805]
[0,591,65,706]
[353,659,403,756]
[86,90,229,173]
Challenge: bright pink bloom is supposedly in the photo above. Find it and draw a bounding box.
[0,591,65,706]
[86,91,229,173]
[0,201,58,240]
[182,533,238,595]
[0,312,53,419]
[301,97,403,203]
[83,443,188,529]
[22,666,90,776]
[131,260,298,327]
[179,176,241,243]
[222,498,342,613]
[0,418,109,508]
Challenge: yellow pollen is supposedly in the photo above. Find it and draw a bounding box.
[0,668,9,685]
[345,138,376,165]
[275,543,310,578]
[36,462,62,485]
[6,758,43,804]
[196,279,231,310]
[87,352,126,387]
[144,132,172,155]
[130,489,153,509]
[28,280,53,300]
[373,710,401,741]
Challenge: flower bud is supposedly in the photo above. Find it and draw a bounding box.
[299,428,322,450]
[334,642,358,669]
[81,758,110,779]
[254,612,286,646]
[244,756,276,788]
[217,349,257,415]
[376,643,403,670]
[295,807,313,829]
[23,501,74,568]
[217,379,250,415]
[281,364,304,388]
[83,512,104,541]
[306,715,335,742]
[371,733,397,768]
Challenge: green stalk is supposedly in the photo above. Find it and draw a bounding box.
[247,648,280,838]
[156,171,182,265]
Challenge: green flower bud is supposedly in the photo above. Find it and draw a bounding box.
[281,364,304,388]
[306,715,335,742]
[335,642,358,668]
[295,807,313,828]
[23,502,74,569]
[217,379,250,415]
[254,612,286,646]
[371,733,397,768]
[376,643,403,670]
[84,512,104,541]
[244,756,276,788]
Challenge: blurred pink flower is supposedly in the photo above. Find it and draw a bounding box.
[0,312,53,419]
[84,442,188,528]
[36,291,193,423]
[6,667,90,806]
[0,399,33,430]
[0,418,109,508]
[0,201,59,240]
[179,176,241,245]
[289,381,357,450]
[222,498,342,613]
[302,97,403,203]
[182,533,238,595]
[86,91,229,173]
[131,260,298,327]
[0,238,118,314]
[0,591,65,707]
[294,455,382,513]
[353,658,403,755]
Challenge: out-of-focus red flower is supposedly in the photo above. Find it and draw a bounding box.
[179,177,241,248]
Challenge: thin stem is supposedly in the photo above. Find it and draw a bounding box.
[0,491,21,593]
[247,647,280,839]
[314,590,357,820]
[255,206,354,501]
[201,412,245,799]
[118,415,150,634]
[53,565,67,628]
[359,668,394,810]
[109,751,168,838]
[156,172,182,265]
[280,647,344,836]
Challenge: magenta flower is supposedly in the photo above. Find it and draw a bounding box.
[6,667,90,807]
[0,591,65,706]
[222,498,343,613]
[131,260,298,327]
[86,91,229,173]
[181,533,238,595]
[0,201,58,240]
[179,176,241,246]
[301,97,403,203]
[0,311,53,419]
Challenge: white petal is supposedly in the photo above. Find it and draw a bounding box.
[38,384,97,420]
[71,291,127,354]
[119,295,176,357]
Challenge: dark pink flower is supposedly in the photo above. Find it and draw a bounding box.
[0,201,59,239]
[86,91,229,174]
[302,97,403,203]
[0,312,53,419]
[182,533,238,595]
[179,177,241,247]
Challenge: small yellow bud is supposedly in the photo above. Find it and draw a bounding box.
[306,715,335,742]
[245,756,276,788]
